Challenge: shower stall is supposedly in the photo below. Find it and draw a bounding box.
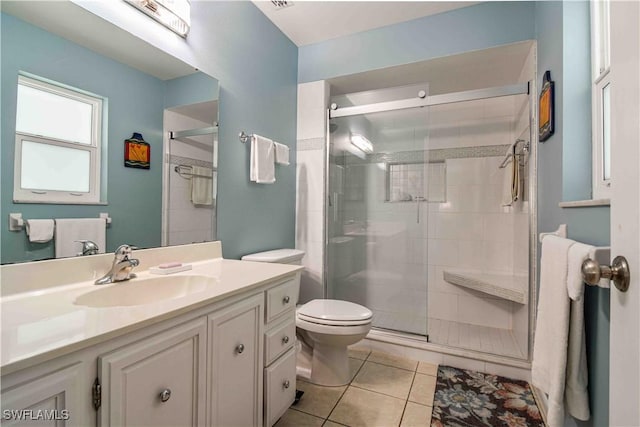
[325,81,535,361]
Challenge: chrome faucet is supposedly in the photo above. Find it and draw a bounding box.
[95,244,140,285]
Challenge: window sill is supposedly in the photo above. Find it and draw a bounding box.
[559,198,610,208]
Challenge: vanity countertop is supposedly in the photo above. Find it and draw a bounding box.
[1,257,302,375]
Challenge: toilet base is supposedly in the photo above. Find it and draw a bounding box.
[309,343,351,386]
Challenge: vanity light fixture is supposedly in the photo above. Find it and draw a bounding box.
[124,0,191,37]
[350,134,374,154]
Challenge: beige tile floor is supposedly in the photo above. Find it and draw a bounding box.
[275,347,437,427]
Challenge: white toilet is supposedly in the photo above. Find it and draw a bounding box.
[241,248,373,387]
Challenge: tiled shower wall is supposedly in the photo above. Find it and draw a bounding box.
[295,80,532,355]
[296,81,329,303]
[425,96,529,334]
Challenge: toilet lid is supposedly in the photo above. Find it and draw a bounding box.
[297,299,372,323]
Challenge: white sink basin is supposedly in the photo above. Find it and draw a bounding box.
[74,275,215,308]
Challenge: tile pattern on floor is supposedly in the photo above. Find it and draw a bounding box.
[275,347,438,427]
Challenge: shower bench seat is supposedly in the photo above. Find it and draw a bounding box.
[443,269,528,304]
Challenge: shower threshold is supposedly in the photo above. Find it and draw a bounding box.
[428,318,525,359]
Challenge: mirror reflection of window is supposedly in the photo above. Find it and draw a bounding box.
[14,74,104,204]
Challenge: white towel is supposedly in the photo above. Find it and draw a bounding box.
[55,218,106,258]
[250,134,275,184]
[565,243,594,421]
[191,166,213,205]
[567,243,596,301]
[532,235,574,427]
[274,142,290,165]
[25,219,54,243]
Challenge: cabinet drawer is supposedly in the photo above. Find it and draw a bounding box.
[265,319,296,366]
[265,278,299,323]
[264,348,296,427]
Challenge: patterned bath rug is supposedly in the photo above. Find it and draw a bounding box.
[431,365,545,427]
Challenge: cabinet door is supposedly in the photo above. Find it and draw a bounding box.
[208,295,263,427]
[1,363,82,427]
[98,318,207,427]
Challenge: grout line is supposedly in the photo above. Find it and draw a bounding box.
[348,384,411,402]
[363,359,419,373]
[324,359,366,424]
[398,369,418,427]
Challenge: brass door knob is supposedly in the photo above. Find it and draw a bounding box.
[581,256,630,292]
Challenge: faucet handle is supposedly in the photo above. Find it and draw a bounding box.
[114,244,136,261]
[76,240,99,256]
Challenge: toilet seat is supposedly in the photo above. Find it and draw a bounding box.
[296,316,372,336]
[297,299,372,326]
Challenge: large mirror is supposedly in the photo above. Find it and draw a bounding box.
[1,1,219,264]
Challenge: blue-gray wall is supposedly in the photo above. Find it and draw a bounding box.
[298,1,535,83]
[535,2,610,426]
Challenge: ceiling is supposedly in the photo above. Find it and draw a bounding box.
[252,1,480,47]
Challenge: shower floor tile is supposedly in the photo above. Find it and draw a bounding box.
[428,318,524,358]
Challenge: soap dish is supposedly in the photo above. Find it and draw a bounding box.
[149,264,193,275]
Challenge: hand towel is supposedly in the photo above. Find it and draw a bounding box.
[25,219,55,243]
[190,166,213,205]
[55,218,106,258]
[531,235,575,427]
[565,242,595,421]
[250,134,275,184]
[274,142,290,165]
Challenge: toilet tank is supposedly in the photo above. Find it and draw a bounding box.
[241,248,305,265]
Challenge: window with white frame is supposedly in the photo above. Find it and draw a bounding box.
[591,0,611,199]
[14,75,103,204]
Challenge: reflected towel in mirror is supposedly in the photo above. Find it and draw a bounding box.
[191,166,213,205]
[25,219,55,243]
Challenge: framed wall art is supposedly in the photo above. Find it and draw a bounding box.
[539,70,555,142]
[124,132,150,169]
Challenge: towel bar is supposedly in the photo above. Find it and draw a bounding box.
[8,213,112,231]
[239,131,251,143]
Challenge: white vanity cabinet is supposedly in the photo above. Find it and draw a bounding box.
[207,294,263,427]
[1,267,300,427]
[1,363,84,427]
[98,318,207,427]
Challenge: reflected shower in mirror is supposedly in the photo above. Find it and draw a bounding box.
[0,1,219,264]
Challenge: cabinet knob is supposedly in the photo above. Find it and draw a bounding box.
[282,295,290,305]
[282,335,290,344]
[236,344,245,354]
[159,388,171,403]
[283,380,290,389]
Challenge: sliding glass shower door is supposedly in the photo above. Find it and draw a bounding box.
[326,93,435,337]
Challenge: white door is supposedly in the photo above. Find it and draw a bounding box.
[609,1,640,425]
